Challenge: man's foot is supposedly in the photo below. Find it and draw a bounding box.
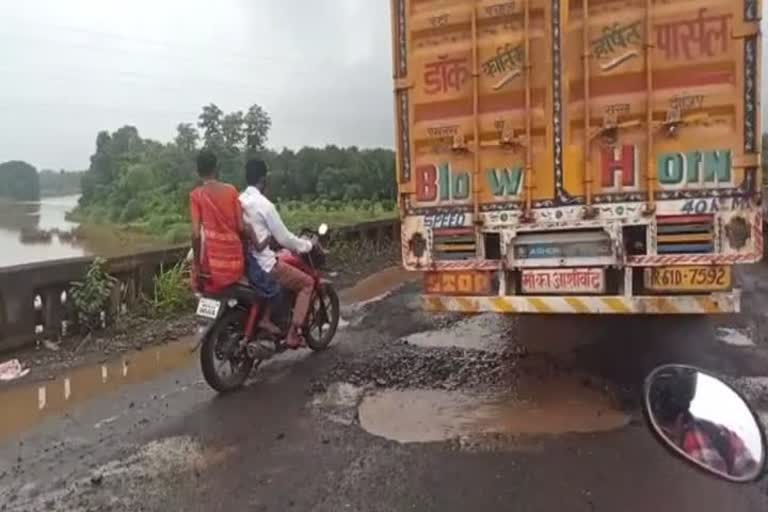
[285,330,304,350]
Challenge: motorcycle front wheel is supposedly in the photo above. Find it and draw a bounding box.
[200,308,255,393]
[305,283,340,351]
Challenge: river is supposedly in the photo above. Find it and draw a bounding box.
[0,195,169,268]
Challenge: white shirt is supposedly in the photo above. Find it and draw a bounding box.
[239,186,312,272]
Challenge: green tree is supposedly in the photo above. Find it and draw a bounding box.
[0,160,40,201]
[244,104,271,155]
[74,101,397,234]
[198,103,224,150]
[222,111,245,151]
[175,123,199,153]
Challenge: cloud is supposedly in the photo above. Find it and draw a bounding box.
[0,1,765,171]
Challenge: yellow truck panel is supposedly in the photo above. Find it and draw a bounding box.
[391,0,762,314]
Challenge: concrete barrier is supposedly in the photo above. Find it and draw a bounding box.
[0,219,399,354]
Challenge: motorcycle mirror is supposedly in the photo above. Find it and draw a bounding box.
[318,223,329,236]
[643,364,766,482]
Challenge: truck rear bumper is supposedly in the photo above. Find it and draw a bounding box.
[423,291,741,315]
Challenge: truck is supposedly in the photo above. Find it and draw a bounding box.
[390,0,762,314]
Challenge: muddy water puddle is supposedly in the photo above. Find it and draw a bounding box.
[0,339,197,442]
[358,375,629,444]
[339,266,421,306]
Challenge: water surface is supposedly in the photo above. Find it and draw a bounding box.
[0,195,170,268]
[0,195,86,267]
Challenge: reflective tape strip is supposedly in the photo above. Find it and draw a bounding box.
[696,296,720,314]
[564,297,589,313]
[652,297,679,314]
[491,297,516,313]
[455,297,475,312]
[423,293,739,314]
[601,297,631,313]
[431,261,500,270]
[627,253,761,265]
[528,298,553,313]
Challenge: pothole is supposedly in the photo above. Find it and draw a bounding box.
[311,382,366,425]
[404,314,514,352]
[358,375,629,444]
[716,327,755,347]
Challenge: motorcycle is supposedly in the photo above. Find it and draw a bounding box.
[643,364,766,482]
[194,223,340,393]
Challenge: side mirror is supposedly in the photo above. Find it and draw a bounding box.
[318,223,329,236]
[643,364,765,482]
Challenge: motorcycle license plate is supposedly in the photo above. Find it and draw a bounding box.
[196,298,221,319]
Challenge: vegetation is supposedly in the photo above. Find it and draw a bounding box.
[39,169,84,197]
[151,261,195,315]
[0,160,40,201]
[70,257,118,333]
[74,103,396,242]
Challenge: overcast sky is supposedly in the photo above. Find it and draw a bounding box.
[0,0,393,170]
[0,1,765,171]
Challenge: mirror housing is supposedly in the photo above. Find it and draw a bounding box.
[643,364,766,482]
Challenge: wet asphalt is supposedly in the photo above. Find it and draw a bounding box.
[2,264,768,511]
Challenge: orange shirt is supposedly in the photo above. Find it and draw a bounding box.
[190,181,244,292]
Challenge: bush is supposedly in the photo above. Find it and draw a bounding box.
[152,261,194,315]
[70,258,118,332]
[164,222,190,244]
[120,199,145,223]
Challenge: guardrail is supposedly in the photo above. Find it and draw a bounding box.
[0,219,399,353]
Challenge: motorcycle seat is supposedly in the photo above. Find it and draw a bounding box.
[206,282,265,304]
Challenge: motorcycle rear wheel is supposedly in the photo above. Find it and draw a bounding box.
[305,283,340,351]
[200,308,255,393]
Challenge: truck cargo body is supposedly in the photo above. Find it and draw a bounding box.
[391,0,762,314]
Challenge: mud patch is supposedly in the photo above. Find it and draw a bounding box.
[338,266,421,307]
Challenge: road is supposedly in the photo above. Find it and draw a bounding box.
[1,265,768,511]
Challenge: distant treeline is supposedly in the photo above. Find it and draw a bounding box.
[40,169,84,197]
[0,161,84,201]
[75,103,396,240]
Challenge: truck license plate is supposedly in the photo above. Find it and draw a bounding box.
[644,266,731,292]
[521,268,605,294]
[196,298,221,319]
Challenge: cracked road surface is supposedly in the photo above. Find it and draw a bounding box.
[2,265,768,511]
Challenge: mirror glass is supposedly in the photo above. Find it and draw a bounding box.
[318,223,329,236]
[645,365,764,482]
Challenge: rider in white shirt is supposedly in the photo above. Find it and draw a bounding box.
[239,159,313,349]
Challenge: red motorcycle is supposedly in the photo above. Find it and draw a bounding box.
[195,223,340,393]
